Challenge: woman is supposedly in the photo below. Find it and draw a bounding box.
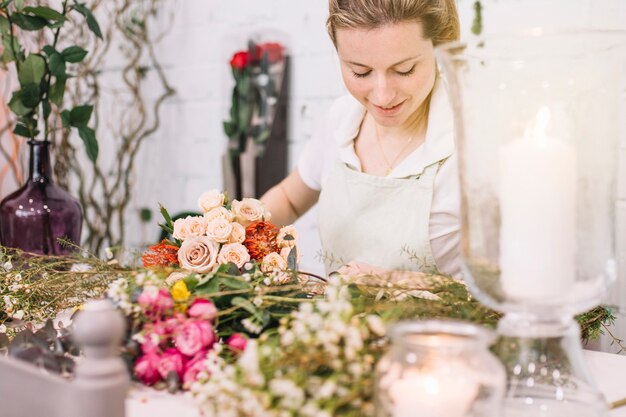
[262,0,461,279]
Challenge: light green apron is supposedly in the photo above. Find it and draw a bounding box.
[318,158,445,274]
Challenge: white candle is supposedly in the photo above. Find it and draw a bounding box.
[389,367,478,417]
[499,107,576,300]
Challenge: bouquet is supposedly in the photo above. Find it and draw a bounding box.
[142,189,299,278]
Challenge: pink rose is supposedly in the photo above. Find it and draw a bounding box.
[174,319,216,356]
[183,350,209,388]
[157,348,186,380]
[187,298,218,322]
[226,333,247,352]
[138,286,174,314]
[134,353,161,385]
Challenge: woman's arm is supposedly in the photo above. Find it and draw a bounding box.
[261,169,320,227]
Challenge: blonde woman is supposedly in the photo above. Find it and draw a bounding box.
[262,0,461,279]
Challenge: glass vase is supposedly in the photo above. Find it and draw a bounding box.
[375,320,505,417]
[436,30,626,416]
[0,140,82,255]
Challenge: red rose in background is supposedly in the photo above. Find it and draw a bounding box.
[230,51,250,70]
[255,42,284,64]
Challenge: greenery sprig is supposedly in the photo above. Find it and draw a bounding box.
[0,0,102,161]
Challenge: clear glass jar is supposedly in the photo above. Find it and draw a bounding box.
[375,320,505,417]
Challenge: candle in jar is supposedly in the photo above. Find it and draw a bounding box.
[499,107,576,300]
[389,367,478,417]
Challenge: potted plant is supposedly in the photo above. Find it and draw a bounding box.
[0,0,101,255]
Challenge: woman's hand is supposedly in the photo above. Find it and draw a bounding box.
[335,261,387,278]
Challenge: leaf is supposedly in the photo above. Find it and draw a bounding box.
[14,0,23,10]
[72,2,102,39]
[0,15,10,34]
[49,76,66,106]
[69,104,93,127]
[183,275,198,292]
[23,6,65,21]
[219,276,251,290]
[287,246,298,271]
[8,92,31,116]
[13,123,31,137]
[60,110,71,127]
[18,83,41,108]
[61,46,87,63]
[17,54,46,86]
[11,13,47,31]
[159,204,174,229]
[78,126,98,162]
[48,51,66,77]
[231,297,257,315]
[223,120,236,138]
[1,35,21,63]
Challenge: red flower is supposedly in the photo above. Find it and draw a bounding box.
[230,51,250,70]
[142,240,179,268]
[255,42,284,64]
[244,221,279,262]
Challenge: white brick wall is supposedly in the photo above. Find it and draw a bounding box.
[110,0,626,347]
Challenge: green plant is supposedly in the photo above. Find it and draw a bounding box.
[0,0,102,161]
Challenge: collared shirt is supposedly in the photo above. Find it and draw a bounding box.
[297,79,462,277]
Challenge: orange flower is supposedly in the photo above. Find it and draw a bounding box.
[244,221,279,262]
[142,240,180,268]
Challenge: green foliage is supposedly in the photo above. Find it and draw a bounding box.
[0,0,101,161]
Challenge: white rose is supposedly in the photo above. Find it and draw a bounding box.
[177,236,219,273]
[206,218,233,243]
[231,198,268,226]
[204,206,234,223]
[198,189,225,213]
[229,222,246,244]
[277,225,298,248]
[260,252,287,273]
[172,217,191,240]
[217,243,251,269]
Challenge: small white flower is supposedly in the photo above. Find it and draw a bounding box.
[105,247,114,260]
[12,310,24,320]
[0,324,6,333]
[2,261,12,271]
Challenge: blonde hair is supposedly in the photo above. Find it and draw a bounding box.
[327,0,460,47]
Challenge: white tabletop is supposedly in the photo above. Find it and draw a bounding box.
[126,350,626,417]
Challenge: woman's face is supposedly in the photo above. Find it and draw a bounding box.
[335,21,437,128]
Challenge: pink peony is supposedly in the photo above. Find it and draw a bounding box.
[187,298,218,322]
[134,353,161,385]
[174,319,216,356]
[157,348,186,380]
[226,333,247,352]
[140,332,161,355]
[137,286,174,315]
[183,350,209,387]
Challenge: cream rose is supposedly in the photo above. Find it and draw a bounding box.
[173,216,207,240]
[229,222,246,244]
[206,218,233,243]
[204,206,234,223]
[231,198,268,226]
[217,243,251,269]
[260,252,287,273]
[277,225,298,248]
[198,189,226,213]
[178,236,219,273]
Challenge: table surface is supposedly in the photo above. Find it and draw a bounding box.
[126,349,626,417]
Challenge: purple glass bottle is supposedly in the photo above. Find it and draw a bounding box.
[0,140,82,255]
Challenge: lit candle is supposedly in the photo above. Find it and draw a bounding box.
[499,107,576,300]
[389,366,478,417]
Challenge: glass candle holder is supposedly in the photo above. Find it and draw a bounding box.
[436,30,626,416]
[375,320,505,417]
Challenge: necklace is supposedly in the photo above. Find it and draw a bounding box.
[375,127,415,176]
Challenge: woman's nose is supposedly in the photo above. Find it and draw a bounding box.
[370,75,396,106]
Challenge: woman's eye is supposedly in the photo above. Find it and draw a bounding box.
[396,65,416,76]
[352,70,371,78]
